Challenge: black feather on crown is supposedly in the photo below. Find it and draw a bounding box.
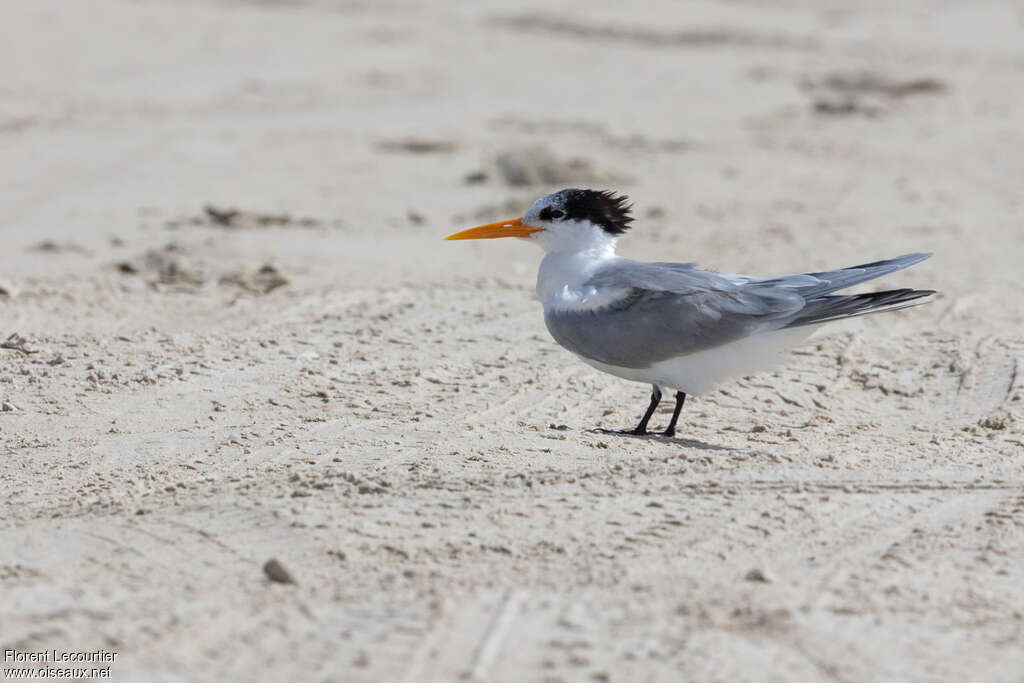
[562,189,634,236]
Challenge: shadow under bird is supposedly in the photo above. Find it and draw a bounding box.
[446,189,935,437]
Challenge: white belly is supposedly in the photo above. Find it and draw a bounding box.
[574,326,815,395]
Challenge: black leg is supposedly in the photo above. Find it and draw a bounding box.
[663,391,686,437]
[631,385,662,435]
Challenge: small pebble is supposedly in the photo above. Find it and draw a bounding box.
[263,558,296,585]
[744,568,774,583]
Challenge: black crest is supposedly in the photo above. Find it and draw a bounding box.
[561,189,634,235]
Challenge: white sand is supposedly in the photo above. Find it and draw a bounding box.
[1,0,1022,680]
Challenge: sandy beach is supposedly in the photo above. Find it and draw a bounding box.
[2,0,1023,680]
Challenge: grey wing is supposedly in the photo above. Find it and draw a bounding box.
[756,252,935,327]
[544,260,806,369]
[754,252,932,297]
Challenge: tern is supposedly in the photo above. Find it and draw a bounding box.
[446,189,935,437]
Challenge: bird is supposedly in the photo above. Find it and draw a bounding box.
[446,189,935,437]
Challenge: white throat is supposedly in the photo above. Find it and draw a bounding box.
[536,238,620,311]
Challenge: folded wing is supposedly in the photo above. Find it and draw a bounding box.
[544,260,805,369]
[543,254,935,369]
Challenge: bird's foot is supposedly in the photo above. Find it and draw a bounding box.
[596,427,649,437]
[597,427,679,438]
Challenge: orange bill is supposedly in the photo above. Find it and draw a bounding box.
[445,217,544,240]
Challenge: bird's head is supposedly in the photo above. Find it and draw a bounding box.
[446,189,633,254]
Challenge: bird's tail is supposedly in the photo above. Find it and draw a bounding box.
[784,288,936,328]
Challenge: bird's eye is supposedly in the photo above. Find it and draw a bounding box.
[549,209,565,219]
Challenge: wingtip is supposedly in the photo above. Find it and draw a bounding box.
[888,252,933,269]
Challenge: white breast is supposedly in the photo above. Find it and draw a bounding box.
[536,250,624,312]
